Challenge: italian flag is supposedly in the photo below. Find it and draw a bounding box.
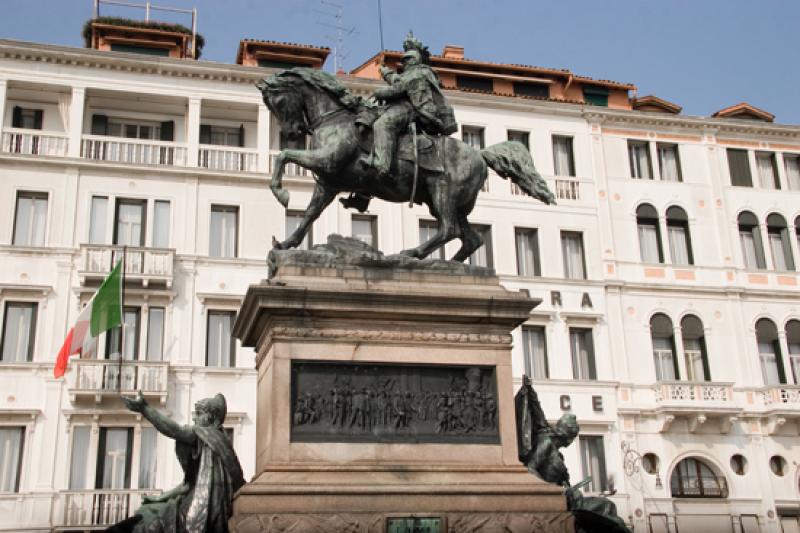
[54,260,123,378]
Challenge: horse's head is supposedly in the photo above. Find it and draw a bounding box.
[256,73,308,141]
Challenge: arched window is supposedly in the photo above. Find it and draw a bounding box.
[681,315,710,381]
[785,320,800,384]
[738,211,766,270]
[766,213,795,271]
[666,206,693,265]
[637,204,663,264]
[651,314,677,380]
[756,318,786,385]
[670,457,728,498]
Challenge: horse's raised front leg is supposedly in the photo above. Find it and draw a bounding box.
[272,183,337,251]
[270,145,343,208]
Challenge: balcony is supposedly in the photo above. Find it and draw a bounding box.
[56,489,157,530]
[81,134,187,167]
[199,144,258,172]
[510,176,586,202]
[2,127,69,157]
[79,244,175,288]
[70,359,168,404]
[648,381,740,433]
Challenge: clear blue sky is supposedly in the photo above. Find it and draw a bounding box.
[2,0,798,124]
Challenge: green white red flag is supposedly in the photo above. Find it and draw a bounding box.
[54,260,123,377]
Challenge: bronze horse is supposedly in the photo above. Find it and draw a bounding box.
[257,68,555,261]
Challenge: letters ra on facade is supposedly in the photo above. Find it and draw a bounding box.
[290,361,500,444]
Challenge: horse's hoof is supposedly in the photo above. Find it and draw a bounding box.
[399,248,421,258]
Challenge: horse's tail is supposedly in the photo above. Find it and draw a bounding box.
[481,141,556,205]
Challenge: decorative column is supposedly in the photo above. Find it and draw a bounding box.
[0,80,7,136]
[186,97,201,167]
[256,103,270,173]
[67,86,85,158]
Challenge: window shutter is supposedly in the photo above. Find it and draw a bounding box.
[33,110,43,130]
[11,106,22,128]
[199,124,211,145]
[238,124,245,147]
[91,114,108,136]
[160,120,174,142]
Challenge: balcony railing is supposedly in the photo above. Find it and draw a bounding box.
[59,490,157,529]
[653,381,733,403]
[2,127,68,156]
[510,177,581,200]
[71,359,168,396]
[198,144,258,172]
[79,244,174,288]
[81,134,187,166]
[269,150,311,177]
[760,385,800,407]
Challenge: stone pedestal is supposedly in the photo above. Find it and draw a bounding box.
[231,262,572,532]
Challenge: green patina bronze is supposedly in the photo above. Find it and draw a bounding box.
[257,31,555,262]
[107,392,245,533]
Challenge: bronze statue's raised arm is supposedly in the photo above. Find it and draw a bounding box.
[123,391,195,444]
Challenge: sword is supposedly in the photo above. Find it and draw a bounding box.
[409,121,418,207]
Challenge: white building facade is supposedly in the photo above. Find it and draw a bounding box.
[0,37,798,532]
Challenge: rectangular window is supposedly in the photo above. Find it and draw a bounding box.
[138,427,157,489]
[515,227,541,277]
[784,154,800,190]
[419,220,445,260]
[114,199,146,246]
[507,130,529,149]
[461,126,485,149]
[89,196,108,244]
[561,231,586,279]
[579,436,607,492]
[657,143,682,182]
[105,307,140,362]
[95,427,132,489]
[552,135,575,177]
[570,327,596,380]
[146,307,165,362]
[11,107,43,130]
[351,215,378,249]
[206,311,235,368]
[0,427,24,492]
[13,191,47,247]
[583,87,609,107]
[286,211,312,250]
[513,82,549,99]
[152,200,170,248]
[1,302,37,362]
[521,326,548,379]
[200,124,243,147]
[467,224,493,268]
[628,141,652,179]
[69,426,90,489]
[209,205,238,258]
[456,76,493,92]
[107,119,161,140]
[727,149,753,187]
[756,152,780,189]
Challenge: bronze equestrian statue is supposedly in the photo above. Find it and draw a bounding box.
[257,33,555,262]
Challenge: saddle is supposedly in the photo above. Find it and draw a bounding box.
[355,108,445,173]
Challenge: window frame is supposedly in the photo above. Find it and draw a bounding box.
[351,214,378,250]
[94,426,133,490]
[113,198,147,247]
[461,126,485,149]
[636,204,664,264]
[467,224,493,269]
[579,435,608,493]
[0,426,25,493]
[515,227,541,277]
[561,231,587,280]
[521,325,549,380]
[209,204,239,258]
[666,206,694,266]
[206,310,237,368]
[628,140,653,179]
[569,327,597,380]
[12,190,48,247]
[670,457,728,498]
[552,135,576,177]
[656,142,683,182]
[0,301,38,363]
[727,148,753,187]
[105,306,141,361]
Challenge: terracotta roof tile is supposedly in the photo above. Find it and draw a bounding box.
[712,102,774,122]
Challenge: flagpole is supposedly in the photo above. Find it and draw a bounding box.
[118,246,126,393]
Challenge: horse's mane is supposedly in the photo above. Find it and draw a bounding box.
[272,68,365,112]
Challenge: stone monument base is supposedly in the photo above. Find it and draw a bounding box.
[231,239,573,532]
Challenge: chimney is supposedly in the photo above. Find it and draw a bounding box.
[442,45,464,60]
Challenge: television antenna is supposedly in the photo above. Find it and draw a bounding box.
[315,0,355,73]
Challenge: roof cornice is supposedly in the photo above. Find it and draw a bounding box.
[585,108,800,139]
[0,38,269,84]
